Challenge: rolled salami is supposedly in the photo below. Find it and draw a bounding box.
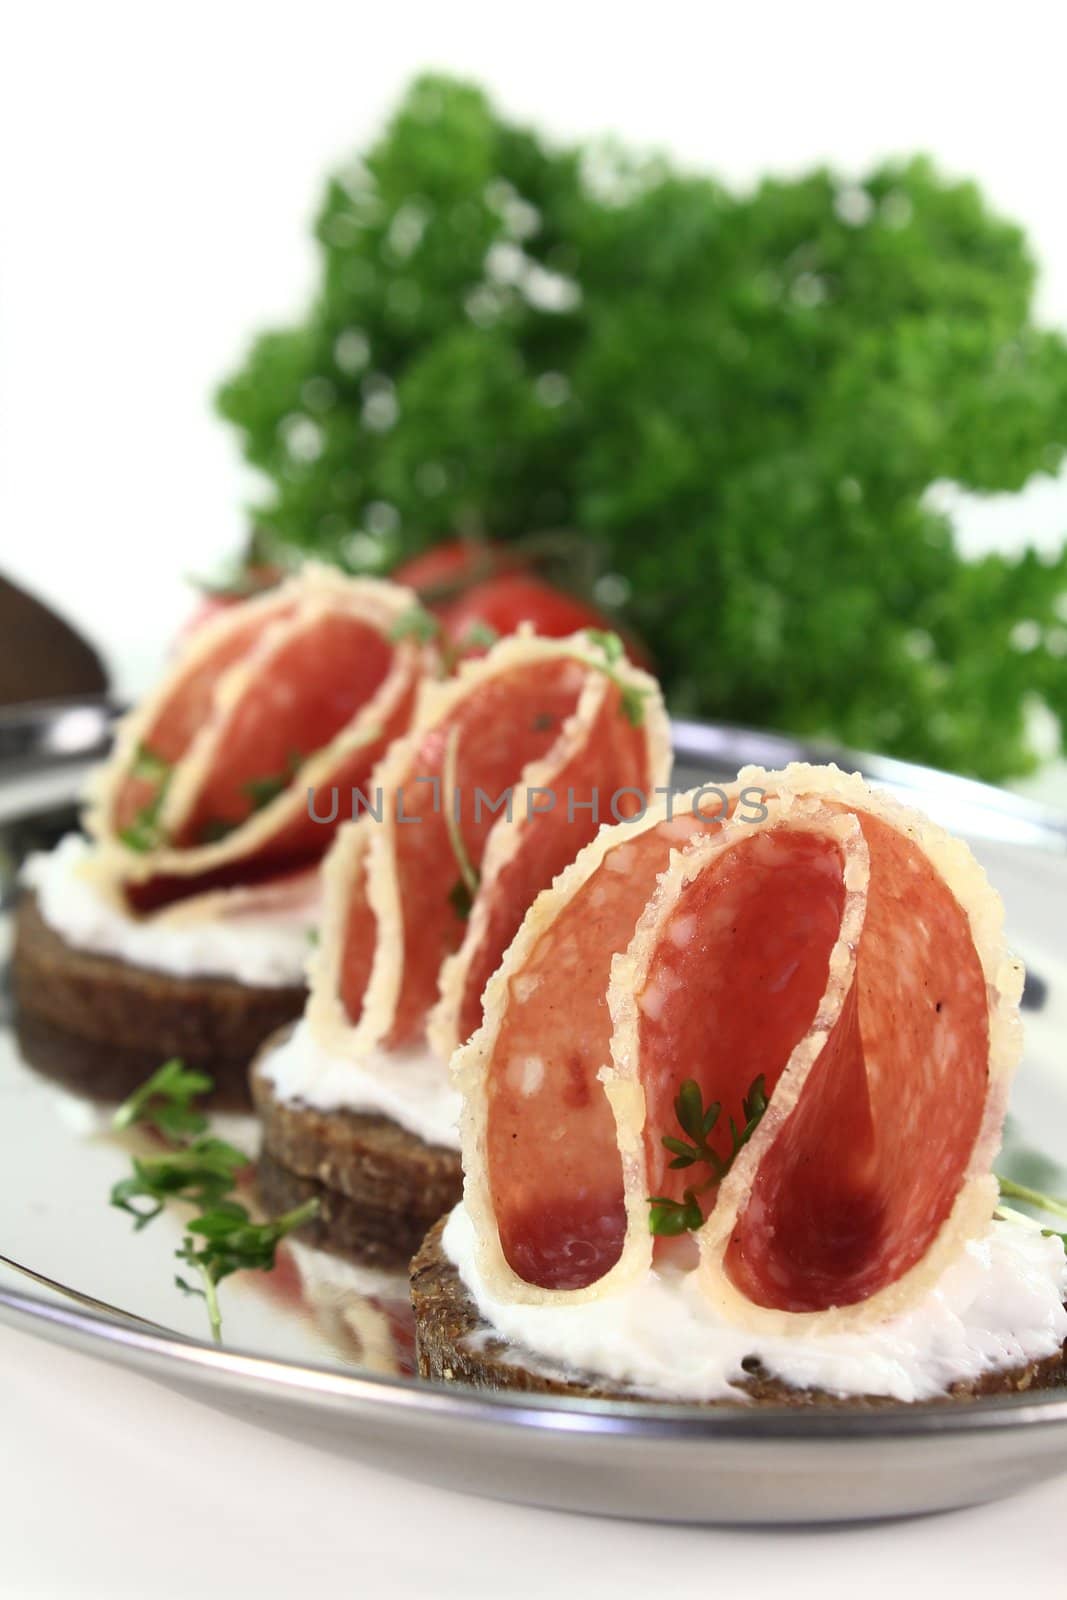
[87,566,426,909]
[308,629,671,1060]
[456,764,1024,1333]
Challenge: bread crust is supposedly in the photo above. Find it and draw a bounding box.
[410,1218,1067,1407]
[255,1147,421,1266]
[251,1036,461,1266]
[11,892,304,1109]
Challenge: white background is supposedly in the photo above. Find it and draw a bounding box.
[3,5,1067,1591]
[4,1,1067,696]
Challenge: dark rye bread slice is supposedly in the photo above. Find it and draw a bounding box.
[251,1032,462,1268]
[256,1146,417,1267]
[411,1217,1067,1407]
[11,891,305,1110]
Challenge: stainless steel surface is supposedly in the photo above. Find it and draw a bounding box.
[0,696,119,773]
[0,1251,176,1335]
[0,697,119,848]
[2,728,1066,1525]
[3,1284,1067,1525]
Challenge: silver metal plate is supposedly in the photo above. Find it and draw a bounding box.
[1,715,1066,1525]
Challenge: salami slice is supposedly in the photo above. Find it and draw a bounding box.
[428,655,666,1060]
[87,567,427,910]
[307,631,670,1062]
[455,764,1023,1332]
[305,817,379,1043]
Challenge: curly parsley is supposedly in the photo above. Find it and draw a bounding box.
[217,74,1067,782]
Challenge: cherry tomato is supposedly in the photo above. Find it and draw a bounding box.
[392,540,520,608]
[440,573,642,660]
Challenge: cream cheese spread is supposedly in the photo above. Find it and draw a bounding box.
[442,1202,1067,1402]
[23,834,316,988]
[257,1017,462,1151]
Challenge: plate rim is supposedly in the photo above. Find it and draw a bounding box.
[4,1283,1067,1444]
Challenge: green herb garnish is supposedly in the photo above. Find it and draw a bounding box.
[583,630,649,727]
[448,877,475,921]
[584,629,624,665]
[648,1074,769,1236]
[174,1200,316,1344]
[649,1189,706,1238]
[995,1175,1067,1250]
[459,621,500,652]
[130,742,172,784]
[110,1138,248,1230]
[112,1058,213,1141]
[118,815,164,853]
[442,723,480,920]
[197,817,239,844]
[118,743,173,852]
[244,748,304,812]
[245,774,287,810]
[390,605,440,644]
[110,1061,317,1341]
[618,685,649,728]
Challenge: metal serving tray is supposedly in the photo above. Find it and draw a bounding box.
[1,705,1065,1525]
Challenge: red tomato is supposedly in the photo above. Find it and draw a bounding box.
[392,540,520,608]
[441,574,645,662]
